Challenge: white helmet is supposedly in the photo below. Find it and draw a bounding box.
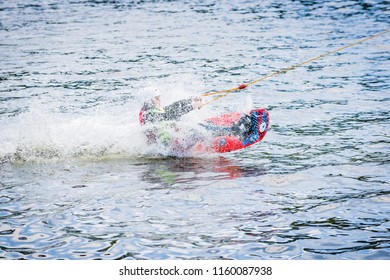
[140,87,162,102]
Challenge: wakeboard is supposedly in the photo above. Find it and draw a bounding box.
[194,108,270,153]
[142,108,270,155]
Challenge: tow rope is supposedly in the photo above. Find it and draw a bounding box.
[200,29,389,107]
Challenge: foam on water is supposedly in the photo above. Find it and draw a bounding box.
[1,103,141,162]
[0,80,253,162]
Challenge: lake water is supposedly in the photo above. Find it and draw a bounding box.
[0,0,389,260]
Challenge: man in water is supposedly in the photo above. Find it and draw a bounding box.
[139,91,204,150]
[139,90,256,151]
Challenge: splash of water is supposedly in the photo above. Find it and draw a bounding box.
[0,104,145,162]
[0,85,252,162]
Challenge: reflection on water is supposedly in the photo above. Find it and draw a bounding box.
[140,157,267,186]
[1,155,389,260]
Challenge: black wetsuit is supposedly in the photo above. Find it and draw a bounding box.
[139,98,195,125]
[139,97,254,147]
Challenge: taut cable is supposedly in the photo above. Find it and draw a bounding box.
[200,29,390,107]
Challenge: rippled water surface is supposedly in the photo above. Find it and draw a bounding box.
[1,0,389,260]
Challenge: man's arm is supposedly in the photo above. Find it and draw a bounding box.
[162,98,195,121]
